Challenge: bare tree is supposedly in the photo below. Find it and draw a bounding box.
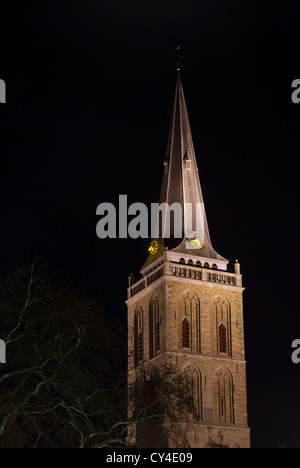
[0,258,128,448]
[0,259,195,448]
[128,363,193,448]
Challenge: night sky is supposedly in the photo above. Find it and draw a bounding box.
[1,1,300,448]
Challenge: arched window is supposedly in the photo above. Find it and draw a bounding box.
[212,263,218,270]
[149,296,160,359]
[182,318,190,348]
[214,297,231,357]
[188,259,194,265]
[180,258,186,264]
[219,324,227,354]
[196,261,202,267]
[183,291,200,353]
[214,368,234,424]
[134,306,144,367]
[184,364,202,421]
[204,262,210,268]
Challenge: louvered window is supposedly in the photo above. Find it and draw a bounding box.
[156,321,160,353]
[219,324,227,354]
[138,332,143,362]
[182,319,190,348]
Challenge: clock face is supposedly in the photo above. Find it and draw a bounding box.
[149,240,159,255]
[185,230,205,250]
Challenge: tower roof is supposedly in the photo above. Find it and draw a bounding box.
[141,72,228,274]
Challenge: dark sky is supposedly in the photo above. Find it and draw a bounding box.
[1,0,300,448]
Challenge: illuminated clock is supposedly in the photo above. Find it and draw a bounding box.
[185,230,205,250]
[149,240,159,255]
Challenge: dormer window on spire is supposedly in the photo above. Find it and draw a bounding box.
[164,153,170,173]
[184,150,191,170]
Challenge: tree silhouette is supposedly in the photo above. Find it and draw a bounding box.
[0,258,198,448]
[0,258,127,448]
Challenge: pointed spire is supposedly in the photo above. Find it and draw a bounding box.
[141,72,228,274]
[160,72,228,265]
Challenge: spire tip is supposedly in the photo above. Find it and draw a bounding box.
[173,45,183,72]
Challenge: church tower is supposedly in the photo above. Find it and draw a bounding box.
[126,71,250,449]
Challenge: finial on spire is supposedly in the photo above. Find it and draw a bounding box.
[173,45,183,72]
